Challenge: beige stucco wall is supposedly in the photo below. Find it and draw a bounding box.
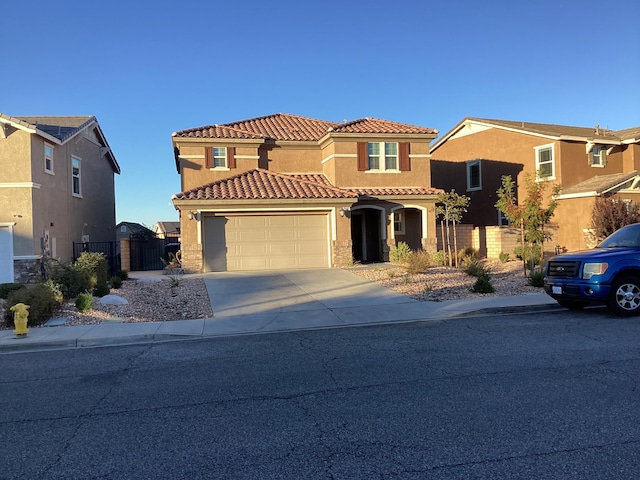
[0,123,117,267]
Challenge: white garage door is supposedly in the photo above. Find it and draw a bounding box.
[0,226,14,283]
[204,214,329,271]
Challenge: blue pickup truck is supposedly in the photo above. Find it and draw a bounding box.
[544,222,640,316]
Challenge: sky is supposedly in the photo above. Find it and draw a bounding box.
[1,0,638,228]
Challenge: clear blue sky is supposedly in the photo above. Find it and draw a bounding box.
[2,0,638,228]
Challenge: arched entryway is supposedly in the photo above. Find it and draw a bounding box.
[391,206,427,251]
[351,207,383,262]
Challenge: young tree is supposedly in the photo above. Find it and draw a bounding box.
[495,174,561,275]
[435,190,470,267]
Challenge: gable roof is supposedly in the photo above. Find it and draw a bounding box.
[431,117,640,152]
[173,113,438,142]
[117,222,154,235]
[0,113,121,174]
[153,221,180,234]
[557,171,640,199]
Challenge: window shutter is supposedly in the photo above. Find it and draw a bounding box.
[227,147,236,168]
[357,142,368,171]
[399,142,410,171]
[205,147,212,169]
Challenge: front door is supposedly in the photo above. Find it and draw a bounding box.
[351,209,381,262]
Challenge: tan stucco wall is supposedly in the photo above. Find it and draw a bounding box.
[0,124,117,265]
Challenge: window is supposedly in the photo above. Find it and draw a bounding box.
[212,147,227,168]
[534,144,555,180]
[44,144,54,174]
[466,160,481,191]
[71,157,81,196]
[589,146,606,167]
[393,211,405,235]
[498,210,510,226]
[368,142,398,171]
[120,225,127,233]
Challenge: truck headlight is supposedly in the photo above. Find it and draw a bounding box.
[583,262,608,279]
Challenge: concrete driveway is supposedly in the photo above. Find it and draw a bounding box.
[202,268,425,334]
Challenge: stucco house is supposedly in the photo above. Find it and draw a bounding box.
[152,221,180,239]
[0,114,120,283]
[171,113,441,272]
[430,117,640,253]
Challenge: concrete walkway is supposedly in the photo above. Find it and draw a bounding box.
[0,268,560,353]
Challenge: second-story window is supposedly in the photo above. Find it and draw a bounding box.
[45,144,54,174]
[535,144,555,181]
[212,147,227,168]
[466,160,481,191]
[589,146,606,167]
[368,142,398,171]
[72,157,81,197]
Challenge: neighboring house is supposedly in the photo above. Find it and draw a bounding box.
[116,221,155,240]
[152,221,180,239]
[0,113,120,283]
[170,113,440,272]
[430,117,640,253]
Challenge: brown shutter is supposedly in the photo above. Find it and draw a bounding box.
[357,142,368,171]
[205,147,212,169]
[227,147,236,169]
[399,142,411,171]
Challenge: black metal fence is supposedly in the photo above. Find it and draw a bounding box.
[73,241,120,276]
[128,236,180,271]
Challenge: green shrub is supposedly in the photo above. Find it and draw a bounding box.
[463,258,487,277]
[4,283,63,327]
[74,252,109,297]
[527,270,545,287]
[45,257,93,299]
[0,283,25,299]
[430,250,447,266]
[405,249,431,274]
[115,269,129,281]
[390,242,412,264]
[457,247,479,266]
[75,292,94,312]
[499,252,510,263]
[110,275,123,289]
[471,273,495,293]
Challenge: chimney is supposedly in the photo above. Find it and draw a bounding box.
[595,124,600,135]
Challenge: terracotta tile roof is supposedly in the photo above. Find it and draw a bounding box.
[173,169,442,201]
[329,118,438,135]
[560,171,639,196]
[352,186,443,196]
[173,113,437,141]
[173,169,357,201]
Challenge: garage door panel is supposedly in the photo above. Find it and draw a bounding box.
[205,213,329,272]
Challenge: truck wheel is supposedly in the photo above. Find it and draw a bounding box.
[608,276,640,316]
[557,299,587,310]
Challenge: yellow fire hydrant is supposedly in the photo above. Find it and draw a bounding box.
[11,302,30,337]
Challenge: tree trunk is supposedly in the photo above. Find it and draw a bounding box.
[453,222,459,268]
[521,218,526,276]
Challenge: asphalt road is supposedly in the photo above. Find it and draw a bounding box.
[1,308,639,479]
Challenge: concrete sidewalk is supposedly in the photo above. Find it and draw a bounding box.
[0,269,560,353]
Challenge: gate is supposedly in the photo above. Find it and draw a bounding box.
[73,241,120,276]
[129,236,180,271]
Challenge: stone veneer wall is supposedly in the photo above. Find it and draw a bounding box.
[180,243,203,273]
[14,258,41,284]
[332,239,353,267]
[119,239,131,272]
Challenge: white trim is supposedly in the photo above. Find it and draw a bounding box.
[13,255,41,260]
[534,143,555,181]
[466,160,482,191]
[0,182,41,188]
[0,222,17,227]
[408,154,431,158]
[555,191,599,200]
[209,167,230,172]
[235,155,260,160]
[390,204,428,240]
[178,154,205,159]
[321,153,357,164]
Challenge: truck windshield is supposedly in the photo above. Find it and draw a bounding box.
[598,224,640,248]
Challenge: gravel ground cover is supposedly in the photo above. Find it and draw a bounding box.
[1,260,539,329]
